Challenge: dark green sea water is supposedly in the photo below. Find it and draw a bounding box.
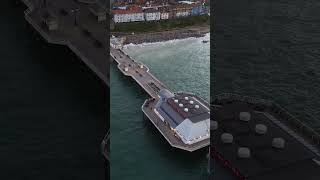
[213,0,320,179]
[110,35,210,180]
[214,0,320,133]
[1,2,107,179]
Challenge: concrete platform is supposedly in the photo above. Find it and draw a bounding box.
[22,0,109,85]
[212,93,320,179]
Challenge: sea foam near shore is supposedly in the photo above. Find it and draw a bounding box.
[122,32,210,101]
[123,33,210,49]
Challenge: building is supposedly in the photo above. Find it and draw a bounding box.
[167,6,176,19]
[154,89,210,145]
[160,11,169,20]
[144,8,161,21]
[174,4,192,18]
[191,3,201,16]
[112,6,144,23]
[111,1,209,23]
[212,94,320,179]
[159,7,169,20]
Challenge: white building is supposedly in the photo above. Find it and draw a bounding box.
[176,9,191,17]
[144,9,161,21]
[154,89,210,145]
[112,8,145,23]
[160,11,169,20]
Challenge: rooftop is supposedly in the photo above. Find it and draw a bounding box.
[157,91,209,128]
[170,93,209,122]
[112,6,143,14]
[212,99,320,179]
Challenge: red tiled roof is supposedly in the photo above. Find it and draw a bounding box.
[112,6,143,14]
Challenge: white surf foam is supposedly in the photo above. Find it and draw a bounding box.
[123,33,210,50]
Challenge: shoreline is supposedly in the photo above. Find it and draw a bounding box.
[113,25,210,45]
[123,32,210,47]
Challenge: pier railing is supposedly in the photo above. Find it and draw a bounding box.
[212,93,320,147]
[101,130,110,161]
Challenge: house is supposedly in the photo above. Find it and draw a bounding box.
[144,8,161,21]
[191,3,201,16]
[159,7,169,20]
[112,6,145,23]
[168,6,176,19]
[160,10,169,20]
[175,4,192,18]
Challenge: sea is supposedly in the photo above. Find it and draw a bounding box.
[214,0,320,132]
[110,34,210,180]
[4,0,320,179]
[213,0,320,179]
[1,2,107,180]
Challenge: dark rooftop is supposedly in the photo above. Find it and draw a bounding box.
[156,93,209,128]
[212,100,320,179]
[172,93,210,122]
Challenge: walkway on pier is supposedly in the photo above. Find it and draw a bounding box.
[110,47,168,99]
[110,46,210,152]
[22,0,109,85]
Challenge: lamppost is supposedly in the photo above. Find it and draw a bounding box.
[71,8,80,26]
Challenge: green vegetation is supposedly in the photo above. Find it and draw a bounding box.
[112,15,210,33]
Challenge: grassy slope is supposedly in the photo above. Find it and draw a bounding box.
[112,15,210,33]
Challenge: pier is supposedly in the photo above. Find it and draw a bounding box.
[110,47,168,99]
[21,0,110,161]
[110,45,210,152]
[21,0,109,85]
[211,93,320,179]
[21,0,210,153]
